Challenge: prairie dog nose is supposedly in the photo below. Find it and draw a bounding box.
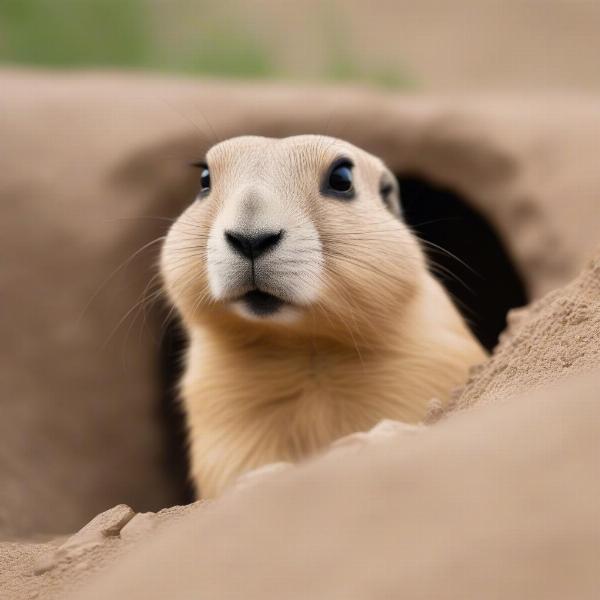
[224,230,283,260]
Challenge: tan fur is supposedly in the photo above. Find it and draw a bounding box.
[161,135,486,497]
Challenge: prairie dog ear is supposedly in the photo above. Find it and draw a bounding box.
[379,168,402,217]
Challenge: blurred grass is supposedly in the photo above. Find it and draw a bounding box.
[319,1,414,89]
[156,19,275,78]
[0,0,153,68]
[0,0,414,87]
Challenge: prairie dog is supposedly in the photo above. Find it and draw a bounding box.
[161,135,486,497]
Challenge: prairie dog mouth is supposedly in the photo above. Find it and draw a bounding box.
[240,290,284,316]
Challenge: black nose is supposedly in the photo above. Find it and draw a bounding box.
[225,230,283,260]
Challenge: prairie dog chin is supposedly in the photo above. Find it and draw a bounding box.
[161,135,486,498]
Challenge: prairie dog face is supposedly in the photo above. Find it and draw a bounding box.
[161,135,425,337]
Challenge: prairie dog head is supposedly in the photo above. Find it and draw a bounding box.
[161,135,426,339]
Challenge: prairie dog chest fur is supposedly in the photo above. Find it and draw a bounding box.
[161,135,486,498]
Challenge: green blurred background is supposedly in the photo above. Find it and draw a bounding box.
[0,0,412,87]
[2,0,600,92]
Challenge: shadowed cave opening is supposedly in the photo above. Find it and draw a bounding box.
[159,175,529,503]
[398,175,528,351]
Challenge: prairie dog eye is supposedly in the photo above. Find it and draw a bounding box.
[200,166,211,194]
[380,182,394,208]
[191,162,211,197]
[323,159,354,199]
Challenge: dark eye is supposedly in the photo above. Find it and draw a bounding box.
[323,159,354,198]
[200,167,210,193]
[191,162,211,197]
[329,163,353,192]
[380,183,393,208]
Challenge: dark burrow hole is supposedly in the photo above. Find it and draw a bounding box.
[159,175,529,503]
[398,175,528,351]
[158,319,195,503]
